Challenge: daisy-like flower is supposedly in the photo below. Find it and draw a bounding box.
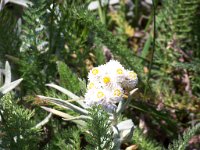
[127,70,137,80]
[106,60,126,83]
[96,89,106,101]
[88,65,103,82]
[87,80,102,90]
[87,82,95,90]
[99,74,115,89]
[122,70,138,90]
[110,86,124,103]
[84,60,138,111]
[85,88,108,106]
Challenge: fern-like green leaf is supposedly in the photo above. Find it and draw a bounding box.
[0,94,40,149]
[132,128,163,150]
[57,61,86,96]
[168,123,200,150]
[85,106,114,150]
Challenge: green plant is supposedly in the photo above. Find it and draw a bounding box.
[132,128,162,150]
[0,0,200,149]
[0,61,39,149]
[0,94,40,149]
[85,106,114,150]
[168,123,200,150]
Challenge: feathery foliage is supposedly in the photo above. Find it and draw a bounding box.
[57,61,86,96]
[168,123,200,150]
[62,5,143,73]
[0,8,20,61]
[0,94,40,149]
[0,0,200,149]
[132,128,162,150]
[19,0,54,92]
[44,126,81,150]
[85,106,114,150]
[150,0,200,105]
[156,0,200,50]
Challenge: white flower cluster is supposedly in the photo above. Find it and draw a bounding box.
[84,60,138,111]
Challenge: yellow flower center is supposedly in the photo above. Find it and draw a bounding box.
[114,89,122,97]
[97,91,105,99]
[103,76,111,84]
[116,68,123,75]
[92,68,99,75]
[129,71,137,79]
[88,82,94,89]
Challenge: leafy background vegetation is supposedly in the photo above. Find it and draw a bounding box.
[0,0,200,149]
